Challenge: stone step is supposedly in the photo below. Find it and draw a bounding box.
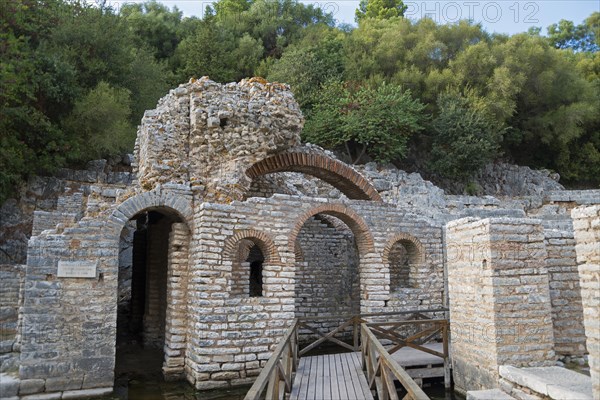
[467,388,515,400]
[499,365,593,400]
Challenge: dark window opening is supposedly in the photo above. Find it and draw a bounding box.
[247,244,264,297]
[249,260,263,297]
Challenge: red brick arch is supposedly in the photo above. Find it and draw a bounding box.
[246,153,382,201]
[382,233,426,265]
[223,229,281,264]
[288,204,375,256]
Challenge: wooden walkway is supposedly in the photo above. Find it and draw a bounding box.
[289,352,374,400]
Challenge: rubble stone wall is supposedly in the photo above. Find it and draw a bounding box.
[571,205,600,400]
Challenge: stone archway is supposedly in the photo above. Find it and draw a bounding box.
[246,152,383,201]
[288,204,382,315]
[382,233,426,291]
[109,190,193,382]
[223,229,281,298]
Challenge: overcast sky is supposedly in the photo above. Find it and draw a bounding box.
[109,0,599,35]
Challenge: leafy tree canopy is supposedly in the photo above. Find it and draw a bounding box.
[303,82,426,164]
[355,0,407,23]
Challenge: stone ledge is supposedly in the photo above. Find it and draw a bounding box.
[467,389,515,400]
[499,366,593,400]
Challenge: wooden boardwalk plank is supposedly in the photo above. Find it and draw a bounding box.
[323,354,332,400]
[329,354,341,400]
[291,353,374,400]
[307,353,319,400]
[291,356,310,400]
[341,352,362,400]
[335,353,349,400]
[349,352,374,399]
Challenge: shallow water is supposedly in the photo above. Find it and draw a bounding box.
[103,378,464,400]
[108,343,464,400]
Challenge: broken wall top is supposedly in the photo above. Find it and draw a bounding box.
[134,77,304,202]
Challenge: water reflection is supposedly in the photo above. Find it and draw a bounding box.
[109,380,249,400]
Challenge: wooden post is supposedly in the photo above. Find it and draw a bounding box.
[354,316,360,351]
[442,321,451,390]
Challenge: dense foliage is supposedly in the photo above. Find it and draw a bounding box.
[1,0,598,202]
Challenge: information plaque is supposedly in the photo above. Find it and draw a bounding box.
[57,260,97,278]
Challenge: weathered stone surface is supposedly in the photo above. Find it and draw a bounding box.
[467,389,515,400]
[571,205,600,400]
[499,366,593,400]
[0,373,20,397]
[446,218,556,394]
[61,387,113,399]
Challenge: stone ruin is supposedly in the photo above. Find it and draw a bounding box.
[0,77,598,399]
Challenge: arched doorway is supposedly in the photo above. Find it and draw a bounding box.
[289,204,376,343]
[115,208,190,385]
[108,190,193,390]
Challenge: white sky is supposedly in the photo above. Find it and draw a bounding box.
[106,0,599,35]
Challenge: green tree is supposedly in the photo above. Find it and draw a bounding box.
[355,0,407,22]
[547,12,599,52]
[267,25,345,108]
[176,20,238,82]
[63,82,134,161]
[304,82,425,163]
[0,0,172,201]
[120,1,185,60]
[429,91,504,179]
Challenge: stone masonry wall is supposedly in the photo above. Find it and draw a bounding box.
[295,216,360,340]
[295,216,360,319]
[143,216,171,348]
[135,78,304,202]
[0,265,24,358]
[446,217,556,394]
[181,194,443,390]
[163,222,191,380]
[543,227,587,356]
[571,205,600,400]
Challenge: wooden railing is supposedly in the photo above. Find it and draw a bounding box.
[297,315,361,355]
[297,309,448,357]
[244,309,449,400]
[244,319,299,400]
[365,316,451,389]
[361,323,430,400]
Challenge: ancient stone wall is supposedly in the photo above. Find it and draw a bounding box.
[163,222,191,380]
[295,216,360,319]
[15,187,194,398]
[179,195,443,389]
[446,217,556,394]
[0,265,23,358]
[543,226,587,357]
[571,205,600,400]
[8,77,600,398]
[294,216,360,340]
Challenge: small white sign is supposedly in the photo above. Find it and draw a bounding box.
[57,260,97,278]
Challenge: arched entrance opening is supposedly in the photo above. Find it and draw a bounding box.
[115,206,191,387]
[231,240,265,297]
[289,204,375,346]
[294,214,361,318]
